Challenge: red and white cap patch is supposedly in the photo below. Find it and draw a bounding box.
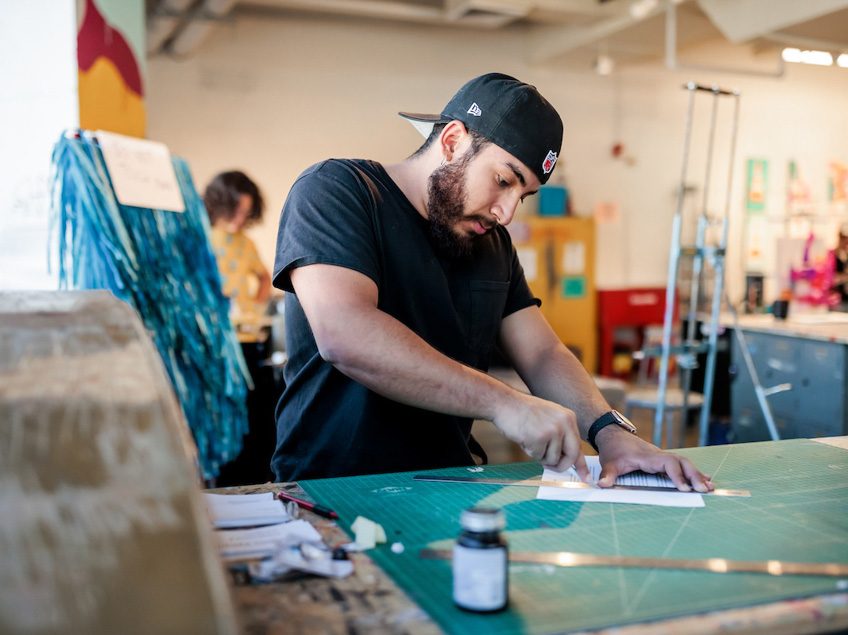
[542,150,558,175]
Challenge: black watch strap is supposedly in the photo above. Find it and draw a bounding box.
[587,411,633,452]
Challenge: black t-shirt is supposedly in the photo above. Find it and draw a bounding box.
[271,159,539,481]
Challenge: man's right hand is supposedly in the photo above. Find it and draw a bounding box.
[492,393,589,479]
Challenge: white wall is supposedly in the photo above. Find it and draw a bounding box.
[0,1,79,290]
[147,13,848,302]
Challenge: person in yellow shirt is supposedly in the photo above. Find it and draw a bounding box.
[205,171,278,486]
[204,170,271,320]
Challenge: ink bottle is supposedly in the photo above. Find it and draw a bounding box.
[452,507,508,612]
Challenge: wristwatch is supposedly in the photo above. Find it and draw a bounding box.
[587,410,637,452]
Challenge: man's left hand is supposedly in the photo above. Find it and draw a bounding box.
[594,426,714,493]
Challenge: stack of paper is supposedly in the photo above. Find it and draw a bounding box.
[216,520,322,560]
[203,492,291,528]
[206,492,353,579]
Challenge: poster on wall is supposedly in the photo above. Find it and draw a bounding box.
[745,158,767,213]
[786,160,813,214]
[593,200,621,225]
[77,0,146,138]
[830,161,848,207]
[744,216,768,272]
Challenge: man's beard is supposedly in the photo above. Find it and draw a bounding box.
[426,156,488,258]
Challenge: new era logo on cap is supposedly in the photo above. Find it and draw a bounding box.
[542,150,558,174]
[398,73,564,183]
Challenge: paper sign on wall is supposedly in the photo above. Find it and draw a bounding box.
[95,130,185,212]
[593,201,620,225]
[516,247,538,282]
[562,241,585,275]
[745,216,767,271]
[745,158,767,213]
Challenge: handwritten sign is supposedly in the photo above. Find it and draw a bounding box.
[95,130,185,212]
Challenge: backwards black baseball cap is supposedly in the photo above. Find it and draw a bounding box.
[399,73,563,184]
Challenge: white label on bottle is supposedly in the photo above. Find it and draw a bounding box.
[452,544,507,611]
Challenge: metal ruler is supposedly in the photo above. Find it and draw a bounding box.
[419,549,848,577]
[413,474,750,497]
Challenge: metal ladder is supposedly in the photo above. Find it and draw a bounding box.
[653,82,788,448]
[653,82,768,446]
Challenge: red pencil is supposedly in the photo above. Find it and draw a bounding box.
[277,490,339,519]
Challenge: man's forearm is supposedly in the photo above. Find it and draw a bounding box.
[516,342,610,439]
[293,265,586,468]
[499,307,611,439]
[321,305,517,422]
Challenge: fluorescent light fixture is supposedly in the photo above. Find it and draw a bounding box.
[781,47,833,66]
[838,53,848,68]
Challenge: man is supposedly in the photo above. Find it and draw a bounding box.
[271,73,713,493]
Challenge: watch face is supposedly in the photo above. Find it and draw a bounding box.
[611,410,637,433]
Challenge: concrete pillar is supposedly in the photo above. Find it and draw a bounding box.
[0,0,145,290]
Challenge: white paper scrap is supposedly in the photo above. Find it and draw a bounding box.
[204,492,291,528]
[351,515,387,550]
[538,456,704,508]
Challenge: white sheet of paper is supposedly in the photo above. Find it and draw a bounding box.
[216,519,321,559]
[813,436,848,450]
[538,456,704,508]
[95,130,185,212]
[204,492,291,528]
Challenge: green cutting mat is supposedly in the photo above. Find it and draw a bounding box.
[300,439,848,634]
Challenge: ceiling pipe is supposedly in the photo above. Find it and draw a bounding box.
[166,0,239,58]
[240,0,524,29]
[146,0,197,56]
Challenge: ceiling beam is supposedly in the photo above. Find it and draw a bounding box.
[529,0,624,17]
[696,0,848,43]
[527,0,668,64]
[243,0,522,28]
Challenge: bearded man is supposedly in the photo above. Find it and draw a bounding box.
[270,73,713,493]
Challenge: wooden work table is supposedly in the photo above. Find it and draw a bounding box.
[220,439,848,635]
[6,291,843,633]
[217,482,437,634]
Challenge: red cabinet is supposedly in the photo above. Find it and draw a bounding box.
[597,287,677,377]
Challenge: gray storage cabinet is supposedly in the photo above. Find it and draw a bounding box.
[731,329,848,442]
